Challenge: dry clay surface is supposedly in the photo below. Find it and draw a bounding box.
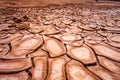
[0,0,95,8]
[0,2,120,80]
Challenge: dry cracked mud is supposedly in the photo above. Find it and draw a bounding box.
[0,2,120,80]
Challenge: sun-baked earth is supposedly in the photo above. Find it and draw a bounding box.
[0,2,120,80]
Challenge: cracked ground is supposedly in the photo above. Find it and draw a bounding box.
[0,2,120,80]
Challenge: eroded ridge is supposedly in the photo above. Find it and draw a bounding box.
[0,2,120,80]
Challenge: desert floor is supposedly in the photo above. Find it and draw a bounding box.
[0,1,120,80]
